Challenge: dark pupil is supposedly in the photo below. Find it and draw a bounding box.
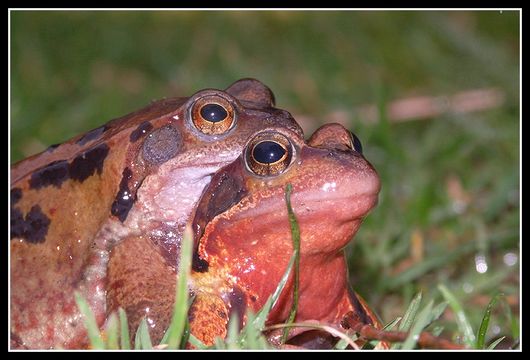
[200,103,228,123]
[253,141,286,164]
[351,132,363,154]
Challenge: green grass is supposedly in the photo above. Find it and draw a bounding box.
[281,183,300,343]
[11,10,519,349]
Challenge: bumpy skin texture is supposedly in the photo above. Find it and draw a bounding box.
[10,79,302,349]
[189,124,382,348]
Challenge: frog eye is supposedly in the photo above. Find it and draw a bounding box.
[190,95,236,135]
[246,132,293,176]
[349,131,363,154]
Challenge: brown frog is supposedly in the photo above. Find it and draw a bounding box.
[187,123,383,348]
[10,78,303,349]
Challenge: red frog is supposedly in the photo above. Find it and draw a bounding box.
[187,123,384,348]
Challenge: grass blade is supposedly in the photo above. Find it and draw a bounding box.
[334,338,352,350]
[178,316,191,349]
[134,318,153,350]
[391,292,422,349]
[252,251,296,331]
[401,300,434,350]
[430,301,448,324]
[431,326,445,337]
[399,292,422,331]
[438,284,475,347]
[383,317,403,331]
[118,308,130,350]
[74,292,105,350]
[188,334,209,349]
[476,292,503,349]
[105,312,119,349]
[239,310,272,349]
[226,313,240,349]
[163,225,193,349]
[213,336,227,349]
[487,336,506,350]
[371,317,400,349]
[281,183,301,344]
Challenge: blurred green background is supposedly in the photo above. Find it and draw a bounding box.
[10,10,519,348]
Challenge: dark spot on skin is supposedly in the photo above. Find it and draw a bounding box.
[192,252,209,273]
[46,143,61,152]
[129,121,153,143]
[10,207,27,239]
[10,205,51,243]
[24,205,51,243]
[346,286,372,326]
[217,309,227,319]
[76,125,109,146]
[142,125,181,165]
[11,188,22,205]
[192,170,248,241]
[206,173,248,219]
[69,143,110,182]
[111,167,134,222]
[228,287,247,330]
[191,165,248,273]
[29,160,69,189]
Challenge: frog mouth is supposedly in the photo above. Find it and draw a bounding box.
[234,191,379,224]
[293,192,379,221]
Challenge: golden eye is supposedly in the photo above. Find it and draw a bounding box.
[246,132,293,176]
[190,95,235,135]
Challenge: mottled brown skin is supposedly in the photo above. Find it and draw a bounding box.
[189,124,382,348]
[10,79,302,349]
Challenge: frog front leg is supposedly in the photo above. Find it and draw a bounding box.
[106,235,178,346]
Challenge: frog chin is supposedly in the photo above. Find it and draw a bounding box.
[135,164,228,225]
